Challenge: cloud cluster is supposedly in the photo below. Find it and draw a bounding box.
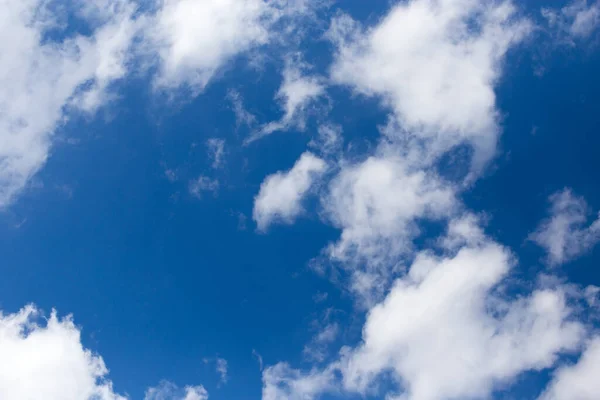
[543,0,600,40]
[0,0,318,209]
[257,1,600,399]
[0,0,138,208]
[263,217,590,400]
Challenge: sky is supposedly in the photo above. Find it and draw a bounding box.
[0,0,600,399]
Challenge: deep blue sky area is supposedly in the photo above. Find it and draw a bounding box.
[1,1,599,399]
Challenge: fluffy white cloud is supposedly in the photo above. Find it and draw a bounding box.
[145,381,208,400]
[328,0,531,171]
[322,152,456,302]
[0,305,210,400]
[264,218,587,400]
[0,305,125,400]
[543,0,600,39]
[146,0,272,92]
[0,0,138,208]
[253,152,326,231]
[530,188,600,266]
[539,337,600,400]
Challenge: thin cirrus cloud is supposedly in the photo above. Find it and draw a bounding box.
[542,0,600,40]
[247,59,326,143]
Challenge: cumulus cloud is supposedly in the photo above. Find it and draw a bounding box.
[264,218,587,400]
[543,0,600,39]
[530,188,600,266]
[253,152,326,231]
[0,0,139,208]
[328,0,531,171]
[539,337,600,400]
[322,152,456,302]
[0,305,124,400]
[145,0,272,92]
[0,305,210,400]
[145,381,208,400]
[248,58,326,142]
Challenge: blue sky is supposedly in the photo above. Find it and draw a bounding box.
[1,0,600,399]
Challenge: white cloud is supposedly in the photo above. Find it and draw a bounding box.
[539,337,600,400]
[253,152,326,231]
[248,58,326,142]
[145,0,272,92]
[206,138,226,169]
[189,176,219,199]
[145,381,208,400]
[303,323,339,363]
[0,304,210,400]
[0,305,124,400]
[264,219,587,400]
[328,0,531,172]
[262,362,335,400]
[309,123,343,156]
[228,89,257,129]
[543,0,600,39]
[322,153,456,302]
[530,188,600,266]
[216,358,228,385]
[0,0,138,208]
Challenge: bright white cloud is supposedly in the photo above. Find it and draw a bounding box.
[249,59,326,142]
[264,218,587,400]
[0,305,125,400]
[145,381,208,400]
[530,188,600,266]
[253,152,326,231]
[0,0,138,208]
[539,337,600,400]
[322,152,456,302]
[328,0,531,171]
[146,0,272,92]
[0,305,210,400]
[543,0,600,39]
